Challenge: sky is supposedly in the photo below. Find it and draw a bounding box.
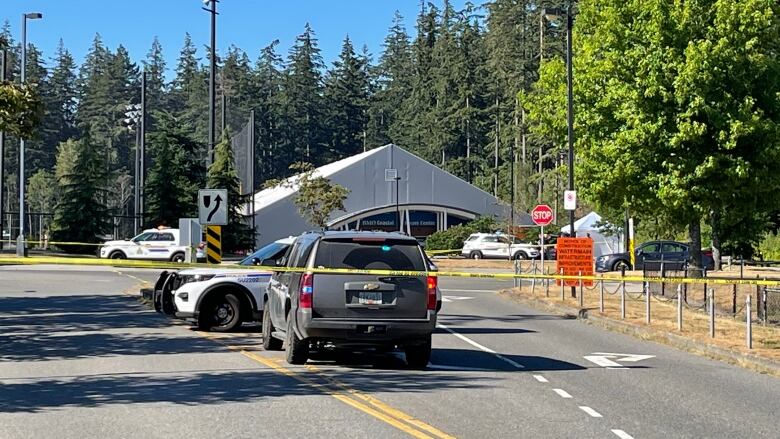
[3,0,468,78]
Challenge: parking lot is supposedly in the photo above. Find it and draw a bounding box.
[1,265,779,439]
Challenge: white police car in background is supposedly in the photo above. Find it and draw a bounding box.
[155,237,294,331]
[100,227,205,262]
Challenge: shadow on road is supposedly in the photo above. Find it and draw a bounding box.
[0,366,493,413]
[439,313,574,326]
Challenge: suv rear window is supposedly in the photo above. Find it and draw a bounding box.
[314,239,426,271]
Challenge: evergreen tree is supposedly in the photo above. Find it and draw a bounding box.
[40,40,78,171]
[169,33,209,149]
[369,11,413,149]
[220,45,255,135]
[279,24,326,167]
[51,134,110,253]
[145,111,203,226]
[324,36,369,160]
[253,40,285,181]
[143,37,166,113]
[207,131,253,252]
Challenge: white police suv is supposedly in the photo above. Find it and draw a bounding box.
[154,237,294,331]
[100,227,205,262]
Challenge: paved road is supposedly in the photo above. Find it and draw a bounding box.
[0,266,778,438]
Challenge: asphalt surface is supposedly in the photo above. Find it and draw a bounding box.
[1,265,778,439]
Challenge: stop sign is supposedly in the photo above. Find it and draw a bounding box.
[531,204,554,226]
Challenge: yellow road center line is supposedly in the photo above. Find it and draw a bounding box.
[240,351,437,439]
[304,364,456,439]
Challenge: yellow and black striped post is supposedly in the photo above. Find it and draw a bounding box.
[206,226,222,264]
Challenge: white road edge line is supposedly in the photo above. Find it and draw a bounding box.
[553,388,572,399]
[612,429,635,439]
[437,323,524,369]
[579,406,603,418]
[533,374,548,383]
[440,289,497,293]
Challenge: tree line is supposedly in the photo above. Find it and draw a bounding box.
[2,0,779,261]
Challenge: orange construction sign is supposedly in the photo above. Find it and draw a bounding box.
[556,237,594,287]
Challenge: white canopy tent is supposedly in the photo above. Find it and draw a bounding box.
[560,212,623,257]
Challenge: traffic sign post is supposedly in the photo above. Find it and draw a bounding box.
[556,237,594,288]
[198,189,228,226]
[531,205,555,276]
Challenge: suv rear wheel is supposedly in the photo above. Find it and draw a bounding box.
[404,335,432,369]
[469,251,483,260]
[285,317,308,365]
[513,251,527,260]
[262,303,282,350]
[109,251,126,260]
[199,293,242,332]
[170,252,185,263]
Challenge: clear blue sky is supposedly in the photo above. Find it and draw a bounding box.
[3,0,468,78]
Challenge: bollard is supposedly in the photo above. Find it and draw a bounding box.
[732,283,737,316]
[645,281,651,324]
[620,267,626,319]
[545,266,550,297]
[531,259,537,291]
[763,286,768,327]
[560,268,565,301]
[599,276,604,313]
[578,271,584,308]
[513,260,519,288]
[660,261,666,296]
[708,288,715,338]
[677,284,683,331]
[746,295,752,349]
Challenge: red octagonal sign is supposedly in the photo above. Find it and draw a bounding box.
[531,204,554,226]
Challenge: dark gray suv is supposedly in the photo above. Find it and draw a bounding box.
[262,231,440,369]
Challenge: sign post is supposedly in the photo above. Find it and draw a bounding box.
[556,237,594,289]
[531,204,555,278]
[199,189,228,264]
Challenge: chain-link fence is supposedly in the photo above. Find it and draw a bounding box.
[763,287,780,324]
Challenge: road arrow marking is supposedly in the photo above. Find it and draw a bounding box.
[584,353,655,369]
[207,194,223,222]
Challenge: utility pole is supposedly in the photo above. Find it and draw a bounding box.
[140,71,146,227]
[204,0,218,166]
[0,49,6,251]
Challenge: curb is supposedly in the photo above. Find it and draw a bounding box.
[499,290,780,377]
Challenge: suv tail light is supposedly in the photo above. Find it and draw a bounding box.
[300,273,313,309]
[427,275,438,310]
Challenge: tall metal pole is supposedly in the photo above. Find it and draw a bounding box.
[140,72,146,227]
[0,49,6,251]
[133,118,140,235]
[18,16,28,256]
[249,109,256,249]
[207,0,217,165]
[566,6,575,239]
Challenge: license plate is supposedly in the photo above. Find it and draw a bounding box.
[358,291,382,305]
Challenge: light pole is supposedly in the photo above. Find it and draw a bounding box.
[1,49,6,251]
[542,5,575,239]
[203,0,218,166]
[123,104,141,235]
[17,12,43,257]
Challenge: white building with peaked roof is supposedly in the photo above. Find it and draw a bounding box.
[250,144,533,248]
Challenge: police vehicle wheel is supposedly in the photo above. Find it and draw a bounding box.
[199,293,242,332]
[513,252,527,260]
[170,252,185,263]
[470,251,483,260]
[262,304,282,350]
[285,317,308,365]
[109,251,126,260]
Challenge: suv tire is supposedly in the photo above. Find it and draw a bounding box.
[513,251,527,260]
[109,251,126,260]
[198,293,242,332]
[285,317,308,365]
[612,260,630,272]
[262,304,282,350]
[469,251,483,260]
[405,335,432,370]
[170,252,185,263]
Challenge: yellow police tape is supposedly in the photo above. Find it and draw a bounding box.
[1,255,779,287]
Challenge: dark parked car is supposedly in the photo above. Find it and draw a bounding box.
[262,231,441,369]
[595,240,715,272]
